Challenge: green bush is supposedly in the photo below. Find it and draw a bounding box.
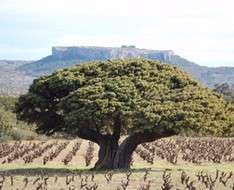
[0,96,17,111]
[0,107,14,134]
[0,96,37,141]
[9,127,38,141]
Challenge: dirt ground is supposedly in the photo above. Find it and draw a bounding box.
[0,139,234,190]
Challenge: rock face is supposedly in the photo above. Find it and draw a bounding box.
[51,46,174,62]
[16,45,234,90]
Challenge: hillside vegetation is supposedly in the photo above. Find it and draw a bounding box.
[0,96,37,141]
[0,60,34,95]
[214,83,234,103]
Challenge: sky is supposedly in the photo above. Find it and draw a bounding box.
[0,0,234,67]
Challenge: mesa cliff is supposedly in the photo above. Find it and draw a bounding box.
[16,45,234,91]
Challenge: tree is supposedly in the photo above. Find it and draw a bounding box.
[16,59,234,170]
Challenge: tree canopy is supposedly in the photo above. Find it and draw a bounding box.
[16,59,234,169]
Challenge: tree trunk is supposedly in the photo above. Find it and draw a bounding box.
[93,119,122,170]
[93,135,119,170]
[93,135,134,170]
[93,129,176,170]
[113,135,138,169]
[78,124,176,170]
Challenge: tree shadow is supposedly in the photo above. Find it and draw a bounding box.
[0,167,168,176]
[0,168,89,176]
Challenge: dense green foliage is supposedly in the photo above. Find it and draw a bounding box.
[16,59,234,137]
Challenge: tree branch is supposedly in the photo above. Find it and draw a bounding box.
[113,128,176,169]
[77,127,105,145]
[132,129,176,145]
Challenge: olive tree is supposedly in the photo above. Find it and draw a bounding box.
[16,59,234,169]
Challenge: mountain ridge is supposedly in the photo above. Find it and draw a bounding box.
[1,45,233,95]
[18,46,234,89]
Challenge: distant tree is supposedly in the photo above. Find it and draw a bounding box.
[16,59,234,170]
[214,83,234,103]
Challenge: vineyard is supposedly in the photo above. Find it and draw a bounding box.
[0,137,234,189]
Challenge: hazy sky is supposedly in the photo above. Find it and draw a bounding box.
[0,0,234,67]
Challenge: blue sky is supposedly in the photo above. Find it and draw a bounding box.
[0,0,234,67]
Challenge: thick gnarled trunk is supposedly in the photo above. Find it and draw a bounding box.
[94,135,119,170]
[94,136,136,170]
[94,130,176,170]
[77,124,176,170]
[113,136,138,169]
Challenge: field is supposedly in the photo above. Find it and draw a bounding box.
[0,137,234,190]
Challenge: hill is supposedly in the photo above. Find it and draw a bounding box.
[18,46,234,89]
[1,46,233,95]
[0,60,34,95]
